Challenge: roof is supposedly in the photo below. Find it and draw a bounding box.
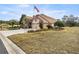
[32,14,56,24]
[26,16,32,20]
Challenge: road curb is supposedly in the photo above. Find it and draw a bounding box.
[0,33,26,54]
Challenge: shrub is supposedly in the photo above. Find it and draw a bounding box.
[54,21,65,27]
[47,25,53,29]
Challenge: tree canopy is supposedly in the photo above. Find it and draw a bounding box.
[54,21,65,27]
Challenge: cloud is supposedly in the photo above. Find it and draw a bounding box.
[0,11,17,15]
[41,9,67,14]
[40,9,67,19]
[18,4,30,8]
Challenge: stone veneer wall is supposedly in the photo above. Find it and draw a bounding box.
[32,23,40,29]
[43,23,48,29]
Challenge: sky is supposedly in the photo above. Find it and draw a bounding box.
[0,4,79,21]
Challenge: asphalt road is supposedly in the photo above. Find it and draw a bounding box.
[0,39,8,54]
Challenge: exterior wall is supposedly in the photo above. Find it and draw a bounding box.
[31,15,55,29]
[32,22,54,29]
[43,23,54,29]
[43,23,48,29]
[32,18,40,29]
[32,23,40,29]
[51,24,54,27]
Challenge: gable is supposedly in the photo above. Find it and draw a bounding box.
[32,14,56,24]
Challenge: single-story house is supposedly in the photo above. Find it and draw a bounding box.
[20,14,56,29]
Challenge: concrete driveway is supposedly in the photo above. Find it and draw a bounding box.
[0,29,29,54]
[0,29,37,54]
[0,29,28,37]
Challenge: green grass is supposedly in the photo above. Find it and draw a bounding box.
[8,27,79,54]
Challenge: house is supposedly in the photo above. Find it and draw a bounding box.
[31,14,56,29]
[20,14,56,29]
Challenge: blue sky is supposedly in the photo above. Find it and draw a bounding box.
[0,4,79,21]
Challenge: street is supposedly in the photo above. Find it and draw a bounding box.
[0,39,8,54]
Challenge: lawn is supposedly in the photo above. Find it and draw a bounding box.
[0,24,20,30]
[8,27,79,54]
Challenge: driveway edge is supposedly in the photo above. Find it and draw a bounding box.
[0,33,25,54]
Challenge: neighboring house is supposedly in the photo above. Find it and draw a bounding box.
[20,14,56,29]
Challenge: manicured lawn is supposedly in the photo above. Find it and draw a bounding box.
[8,27,79,54]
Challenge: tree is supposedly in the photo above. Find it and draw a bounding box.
[65,21,77,27]
[19,14,31,28]
[19,14,26,24]
[9,20,17,28]
[54,21,65,27]
[19,14,27,28]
